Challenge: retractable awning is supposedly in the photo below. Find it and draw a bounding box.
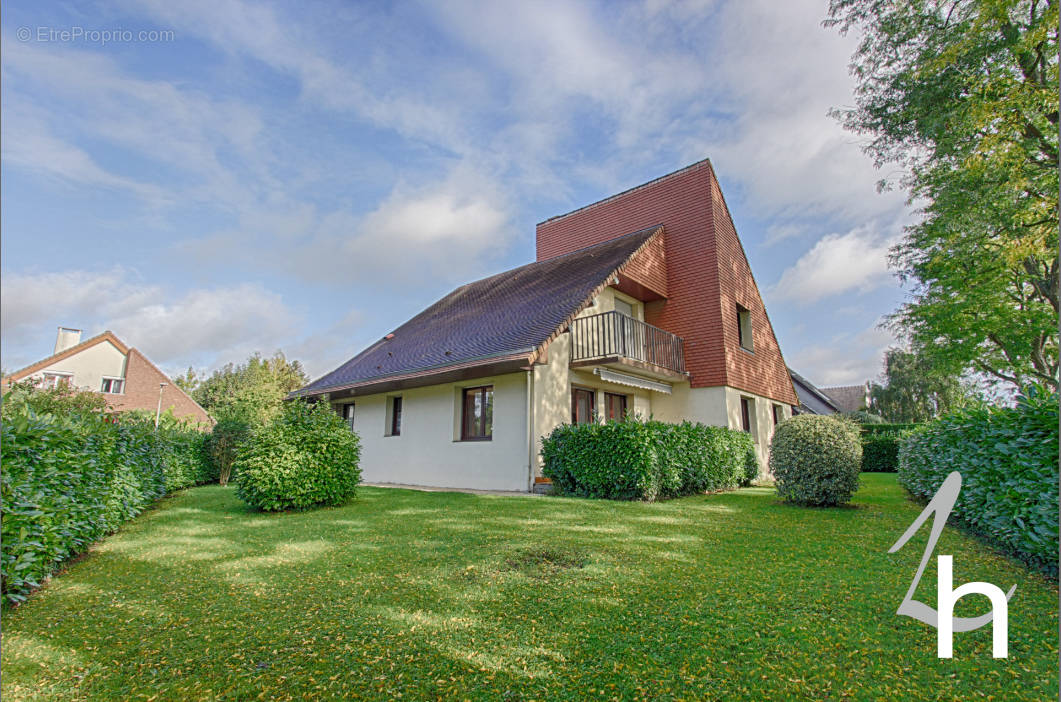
[593,367,673,394]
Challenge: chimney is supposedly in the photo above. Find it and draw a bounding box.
[54,327,82,354]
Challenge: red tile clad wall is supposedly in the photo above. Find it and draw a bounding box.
[536,160,797,405]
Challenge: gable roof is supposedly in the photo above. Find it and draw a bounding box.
[2,330,130,385]
[821,384,869,413]
[788,367,841,415]
[295,225,663,397]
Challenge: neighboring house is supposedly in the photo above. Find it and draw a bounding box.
[294,159,799,492]
[3,328,213,426]
[821,383,871,414]
[788,368,841,415]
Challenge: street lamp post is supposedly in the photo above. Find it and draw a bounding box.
[155,382,168,430]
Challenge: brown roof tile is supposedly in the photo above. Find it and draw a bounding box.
[297,226,662,396]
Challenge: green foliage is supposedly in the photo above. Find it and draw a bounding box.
[234,400,361,512]
[0,408,209,604]
[898,386,1059,574]
[203,418,251,486]
[1,379,108,418]
[191,352,309,427]
[868,348,981,423]
[860,423,919,473]
[540,417,756,501]
[843,410,885,424]
[771,415,862,506]
[827,1,1059,391]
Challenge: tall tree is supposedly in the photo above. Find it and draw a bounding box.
[868,348,979,422]
[827,0,1059,391]
[192,352,309,426]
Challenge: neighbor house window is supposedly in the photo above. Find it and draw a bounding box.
[461,385,493,440]
[604,392,627,421]
[42,372,71,389]
[571,388,595,425]
[340,402,355,431]
[772,404,782,426]
[736,304,753,352]
[740,397,753,433]
[387,396,403,436]
[100,377,124,394]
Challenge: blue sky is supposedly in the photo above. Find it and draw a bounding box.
[1,0,912,388]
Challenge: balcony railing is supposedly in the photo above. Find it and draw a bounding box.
[570,311,686,375]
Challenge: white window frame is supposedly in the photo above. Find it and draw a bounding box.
[40,371,73,389]
[100,376,125,394]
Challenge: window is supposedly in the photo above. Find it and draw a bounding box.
[387,396,402,436]
[740,397,752,433]
[614,298,634,318]
[571,388,595,425]
[772,404,783,426]
[604,392,627,421]
[736,304,753,352]
[100,378,124,394]
[41,372,71,389]
[461,386,493,440]
[340,402,355,431]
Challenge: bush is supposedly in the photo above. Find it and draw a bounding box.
[771,415,862,506]
[235,401,361,511]
[898,387,1058,575]
[862,434,900,472]
[0,409,210,604]
[859,424,918,473]
[540,417,756,501]
[203,418,251,486]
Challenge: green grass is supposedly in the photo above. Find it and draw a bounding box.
[2,474,1057,700]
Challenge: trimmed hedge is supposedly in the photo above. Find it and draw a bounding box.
[1,410,210,604]
[540,417,757,501]
[235,400,362,511]
[898,389,1058,575]
[771,415,862,506]
[859,424,918,473]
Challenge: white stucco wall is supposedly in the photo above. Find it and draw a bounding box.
[29,341,127,393]
[334,372,530,492]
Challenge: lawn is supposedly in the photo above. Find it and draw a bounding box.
[2,474,1057,700]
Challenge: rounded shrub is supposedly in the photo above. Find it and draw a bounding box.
[770,414,861,506]
[235,400,361,512]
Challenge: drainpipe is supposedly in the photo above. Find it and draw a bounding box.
[526,368,535,492]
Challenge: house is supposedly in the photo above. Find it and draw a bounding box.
[2,328,213,425]
[294,159,799,492]
[820,383,870,413]
[788,367,841,415]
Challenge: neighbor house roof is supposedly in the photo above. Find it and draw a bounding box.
[2,330,130,385]
[788,367,841,415]
[295,225,664,398]
[821,383,869,413]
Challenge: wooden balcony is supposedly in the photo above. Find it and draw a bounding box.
[569,311,687,381]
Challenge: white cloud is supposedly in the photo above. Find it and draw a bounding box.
[772,227,897,303]
[1,269,300,373]
[183,168,513,286]
[2,39,270,213]
[787,324,895,387]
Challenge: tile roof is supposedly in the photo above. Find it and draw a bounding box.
[297,225,662,396]
[821,384,869,413]
[788,367,840,415]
